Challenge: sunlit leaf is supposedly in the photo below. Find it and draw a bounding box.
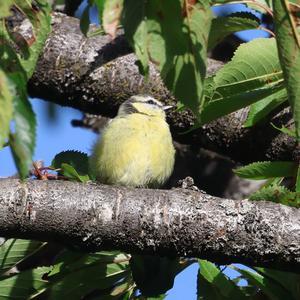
[249,184,300,208]
[233,265,297,300]
[273,0,300,141]
[103,0,124,38]
[197,260,247,299]
[234,161,295,180]
[123,0,212,113]
[0,239,43,275]
[0,70,13,149]
[0,267,50,299]
[9,77,36,179]
[244,88,287,127]
[0,1,13,18]
[200,38,284,124]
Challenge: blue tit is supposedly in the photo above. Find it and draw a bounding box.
[89,95,175,188]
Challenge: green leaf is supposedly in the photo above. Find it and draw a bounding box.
[197,260,247,299]
[244,88,287,127]
[199,82,284,125]
[0,70,13,149]
[232,266,296,300]
[234,161,295,180]
[0,266,50,299]
[271,123,296,138]
[200,38,284,124]
[59,163,89,182]
[50,250,130,277]
[122,0,212,113]
[9,78,36,179]
[51,150,89,174]
[103,0,124,38]
[197,274,224,300]
[9,0,52,78]
[249,184,300,208]
[94,0,105,23]
[254,267,300,300]
[49,256,130,299]
[51,150,90,181]
[243,0,273,13]
[48,250,132,300]
[273,1,300,141]
[0,1,13,18]
[208,12,260,50]
[296,164,300,193]
[80,6,90,36]
[0,239,43,275]
[130,255,189,297]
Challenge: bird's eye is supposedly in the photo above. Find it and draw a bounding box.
[147,99,156,105]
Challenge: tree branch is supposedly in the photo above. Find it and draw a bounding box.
[27,13,298,164]
[1,179,299,271]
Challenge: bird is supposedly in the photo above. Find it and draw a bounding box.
[89,94,175,188]
[89,95,177,297]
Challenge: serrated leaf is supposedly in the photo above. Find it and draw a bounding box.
[199,82,284,125]
[122,0,212,113]
[200,38,284,125]
[232,266,295,300]
[0,266,50,299]
[273,1,300,141]
[209,12,260,50]
[103,0,124,39]
[244,88,287,127]
[51,150,89,178]
[249,185,300,208]
[234,161,295,180]
[0,239,42,275]
[197,260,247,299]
[0,70,13,149]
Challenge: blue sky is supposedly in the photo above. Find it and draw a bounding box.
[0,2,267,298]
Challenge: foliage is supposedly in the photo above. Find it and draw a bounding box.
[1,0,300,299]
[0,0,51,178]
[51,150,91,182]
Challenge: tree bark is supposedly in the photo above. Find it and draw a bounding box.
[28,13,298,164]
[1,179,299,272]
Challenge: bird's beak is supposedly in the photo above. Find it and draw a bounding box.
[163,105,173,111]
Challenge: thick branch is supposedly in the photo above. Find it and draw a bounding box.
[1,179,299,271]
[28,13,298,163]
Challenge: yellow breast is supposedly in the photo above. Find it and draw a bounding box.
[90,113,175,188]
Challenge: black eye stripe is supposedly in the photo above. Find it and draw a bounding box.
[147,99,157,105]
